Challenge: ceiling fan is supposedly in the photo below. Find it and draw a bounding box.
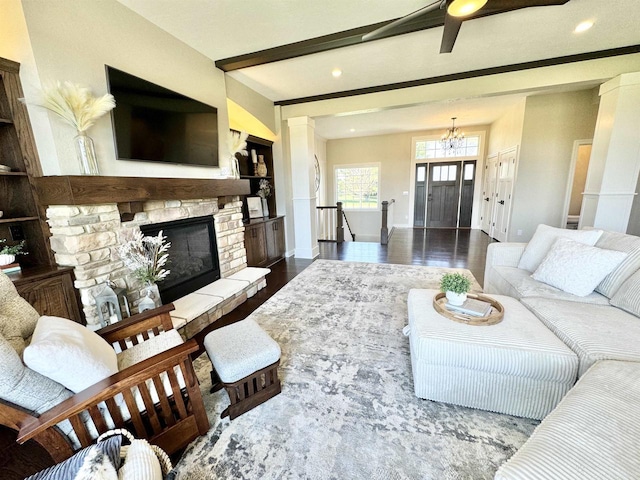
[363,0,570,53]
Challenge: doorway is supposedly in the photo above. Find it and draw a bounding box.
[413,161,476,228]
[562,140,592,229]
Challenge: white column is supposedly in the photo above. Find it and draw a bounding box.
[287,116,319,259]
[581,72,640,232]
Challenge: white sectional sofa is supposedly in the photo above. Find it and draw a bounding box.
[485,226,640,479]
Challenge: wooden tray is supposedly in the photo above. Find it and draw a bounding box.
[432,292,504,326]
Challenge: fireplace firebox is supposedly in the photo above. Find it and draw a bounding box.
[140,216,220,304]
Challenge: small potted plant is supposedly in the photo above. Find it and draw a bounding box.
[440,272,471,306]
[0,239,27,266]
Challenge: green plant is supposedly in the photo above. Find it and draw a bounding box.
[440,272,471,294]
[0,239,27,256]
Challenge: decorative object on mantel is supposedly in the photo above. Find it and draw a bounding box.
[0,239,26,267]
[441,116,465,150]
[22,81,115,176]
[0,164,11,172]
[256,154,268,177]
[439,272,471,306]
[251,149,258,175]
[94,281,131,327]
[118,230,171,312]
[257,179,272,217]
[227,130,249,179]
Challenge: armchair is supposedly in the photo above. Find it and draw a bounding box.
[0,287,209,464]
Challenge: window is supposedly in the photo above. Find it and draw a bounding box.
[432,164,457,182]
[335,165,379,210]
[415,135,480,160]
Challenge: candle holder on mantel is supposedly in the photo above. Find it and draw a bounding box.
[251,149,258,176]
[257,155,268,177]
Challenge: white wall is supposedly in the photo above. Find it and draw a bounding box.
[509,90,599,241]
[629,169,640,236]
[487,100,526,155]
[20,0,230,177]
[325,127,489,241]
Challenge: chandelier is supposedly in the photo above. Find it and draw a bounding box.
[441,117,464,150]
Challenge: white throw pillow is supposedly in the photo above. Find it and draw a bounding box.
[23,316,118,393]
[518,224,604,272]
[531,238,627,297]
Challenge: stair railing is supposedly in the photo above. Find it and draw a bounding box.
[316,202,355,243]
[381,199,395,245]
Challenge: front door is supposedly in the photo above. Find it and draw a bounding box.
[427,162,461,228]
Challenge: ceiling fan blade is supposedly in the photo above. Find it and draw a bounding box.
[363,0,444,41]
[440,14,462,53]
[478,0,569,16]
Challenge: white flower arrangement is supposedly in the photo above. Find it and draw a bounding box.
[24,81,115,133]
[227,130,248,157]
[257,179,272,199]
[118,230,171,284]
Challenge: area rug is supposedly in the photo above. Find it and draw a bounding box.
[171,260,538,479]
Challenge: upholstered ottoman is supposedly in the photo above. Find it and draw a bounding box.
[407,289,578,420]
[204,318,281,419]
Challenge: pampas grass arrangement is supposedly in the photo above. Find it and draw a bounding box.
[26,81,115,133]
[227,130,248,179]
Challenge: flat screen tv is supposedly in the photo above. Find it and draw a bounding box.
[106,66,219,167]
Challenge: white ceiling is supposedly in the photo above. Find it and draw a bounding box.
[118,0,640,138]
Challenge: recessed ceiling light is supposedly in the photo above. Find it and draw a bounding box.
[332,68,342,78]
[574,21,594,33]
[349,128,356,132]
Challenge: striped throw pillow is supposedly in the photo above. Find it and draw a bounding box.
[594,231,640,298]
[610,269,640,318]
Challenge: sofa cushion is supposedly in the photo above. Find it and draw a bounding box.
[23,316,118,393]
[0,334,72,414]
[490,266,610,304]
[594,230,640,298]
[0,271,40,355]
[517,224,603,272]
[495,360,640,480]
[532,238,627,297]
[610,269,640,317]
[521,297,640,377]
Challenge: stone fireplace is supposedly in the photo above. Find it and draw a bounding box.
[140,215,221,304]
[34,176,252,326]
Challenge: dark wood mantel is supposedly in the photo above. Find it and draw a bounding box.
[32,175,250,206]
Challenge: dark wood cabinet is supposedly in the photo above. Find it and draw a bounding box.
[244,216,285,267]
[10,267,82,323]
[265,217,285,264]
[245,222,268,266]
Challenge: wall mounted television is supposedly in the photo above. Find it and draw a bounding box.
[106,66,219,167]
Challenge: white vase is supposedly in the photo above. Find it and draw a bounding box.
[74,131,100,175]
[446,291,467,306]
[261,197,269,217]
[0,254,16,266]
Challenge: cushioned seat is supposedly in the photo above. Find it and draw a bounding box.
[489,266,610,304]
[521,297,640,377]
[495,360,640,480]
[204,318,281,419]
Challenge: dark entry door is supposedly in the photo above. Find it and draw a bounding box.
[427,162,461,228]
[413,163,428,227]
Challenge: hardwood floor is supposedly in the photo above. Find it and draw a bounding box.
[319,228,495,286]
[0,228,492,478]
